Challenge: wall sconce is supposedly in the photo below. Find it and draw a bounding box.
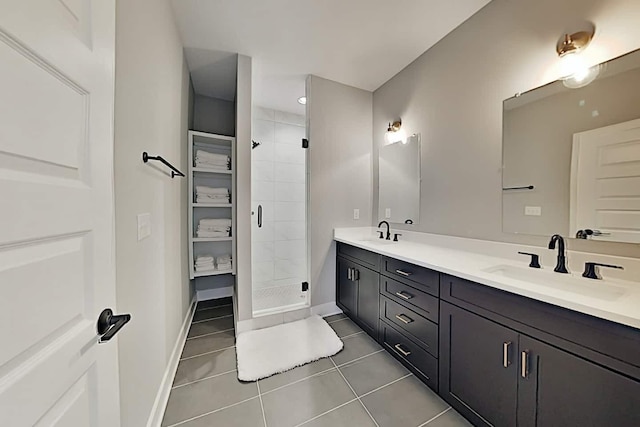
[385,119,407,145]
[556,27,600,88]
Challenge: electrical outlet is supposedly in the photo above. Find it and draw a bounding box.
[137,213,151,240]
[524,206,542,216]
[385,208,391,219]
[353,209,360,220]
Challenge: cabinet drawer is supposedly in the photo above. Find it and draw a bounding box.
[382,257,439,296]
[337,242,380,270]
[380,276,439,323]
[380,296,438,357]
[380,320,438,391]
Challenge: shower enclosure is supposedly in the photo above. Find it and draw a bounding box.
[251,107,309,316]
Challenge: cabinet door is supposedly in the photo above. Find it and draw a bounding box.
[336,257,357,316]
[440,302,519,427]
[355,265,379,337]
[518,335,640,427]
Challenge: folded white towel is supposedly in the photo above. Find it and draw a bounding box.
[198,226,230,232]
[196,199,230,205]
[195,265,216,272]
[216,262,232,269]
[196,194,229,199]
[199,218,232,226]
[216,254,232,263]
[195,164,230,172]
[196,186,229,195]
[195,150,229,161]
[195,255,214,262]
[197,230,230,238]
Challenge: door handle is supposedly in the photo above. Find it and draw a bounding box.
[503,341,512,368]
[353,269,359,281]
[395,291,414,300]
[521,350,529,378]
[395,269,412,277]
[97,308,131,343]
[347,267,352,280]
[395,314,414,324]
[394,343,411,357]
[257,204,262,228]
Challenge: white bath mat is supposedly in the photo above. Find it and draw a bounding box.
[236,315,343,382]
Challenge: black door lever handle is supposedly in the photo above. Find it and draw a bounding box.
[97,308,131,343]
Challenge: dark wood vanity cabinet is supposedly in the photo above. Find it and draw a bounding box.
[336,243,379,337]
[440,275,640,427]
[336,242,640,426]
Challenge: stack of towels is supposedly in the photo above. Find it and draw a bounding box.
[194,255,215,273]
[195,186,230,204]
[197,218,231,238]
[216,254,232,271]
[195,150,230,171]
[194,254,233,273]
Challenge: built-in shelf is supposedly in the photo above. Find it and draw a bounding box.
[193,167,233,174]
[194,269,233,278]
[193,237,233,242]
[192,203,232,208]
[188,130,236,280]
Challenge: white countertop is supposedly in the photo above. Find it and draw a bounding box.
[334,227,640,330]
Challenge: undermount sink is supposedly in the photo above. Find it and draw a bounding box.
[482,264,627,301]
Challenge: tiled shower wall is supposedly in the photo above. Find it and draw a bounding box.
[251,107,307,314]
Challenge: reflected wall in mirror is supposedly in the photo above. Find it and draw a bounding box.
[503,48,640,244]
[378,133,421,225]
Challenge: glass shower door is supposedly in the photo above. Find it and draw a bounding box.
[251,108,308,316]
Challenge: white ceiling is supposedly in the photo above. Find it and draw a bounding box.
[171,0,491,114]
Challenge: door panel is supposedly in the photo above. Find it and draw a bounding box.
[356,265,379,337]
[0,0,119,425]
[337,257,357,316]
[571,118,640,243]
[440,302,519,427]
[518,335,640,427]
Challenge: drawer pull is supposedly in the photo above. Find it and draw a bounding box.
[521,350,529,378]
[394,343,411,357]
[395,314,414,324]
[503,341,511,368]
[395,269,412,277]
[395,291,414,300]
[347,268,352,280]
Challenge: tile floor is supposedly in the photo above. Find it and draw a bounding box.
[162,299,471,427]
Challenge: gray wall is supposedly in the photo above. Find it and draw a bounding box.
[236,55,253,321]
[193,94,235,136]
[372,0,640,258]
[503,68,640,236]
[114,0,192,425]
[308,75,373,308]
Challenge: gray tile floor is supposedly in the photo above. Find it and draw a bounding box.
[162,301,471,427]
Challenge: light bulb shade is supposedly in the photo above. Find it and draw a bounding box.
[563,64,601,89]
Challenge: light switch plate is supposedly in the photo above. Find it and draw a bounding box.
[137,213,151,240]
[385,208,391,219]
[524,206,542,216]
[353,209,360,220]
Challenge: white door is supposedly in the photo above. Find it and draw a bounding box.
[570,118,640,243]
[0,0,120,426]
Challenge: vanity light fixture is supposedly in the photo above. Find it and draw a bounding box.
[384,119,407,145]
[297,96,307,105]
[556,28,600,89]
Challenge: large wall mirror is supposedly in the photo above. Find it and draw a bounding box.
[379,133,421,225]
[502,48,640,244]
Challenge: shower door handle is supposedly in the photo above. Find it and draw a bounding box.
[257,204,262,228]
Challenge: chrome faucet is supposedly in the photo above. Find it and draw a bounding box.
[377,220,391,240]
[548,234,568,273]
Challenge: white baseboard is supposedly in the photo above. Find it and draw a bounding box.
[196,286,233,301]
[146,297,197,427]
[311,302,342,318]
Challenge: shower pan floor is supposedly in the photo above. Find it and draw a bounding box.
[253,283,309,317]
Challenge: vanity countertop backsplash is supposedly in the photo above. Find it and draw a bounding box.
[334,227,640,329]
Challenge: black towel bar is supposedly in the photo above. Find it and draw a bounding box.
[502,185,534,191]
[142,152,185,178]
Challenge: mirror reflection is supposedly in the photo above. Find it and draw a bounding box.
[379,133,421,225]
[502,49,640,244]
